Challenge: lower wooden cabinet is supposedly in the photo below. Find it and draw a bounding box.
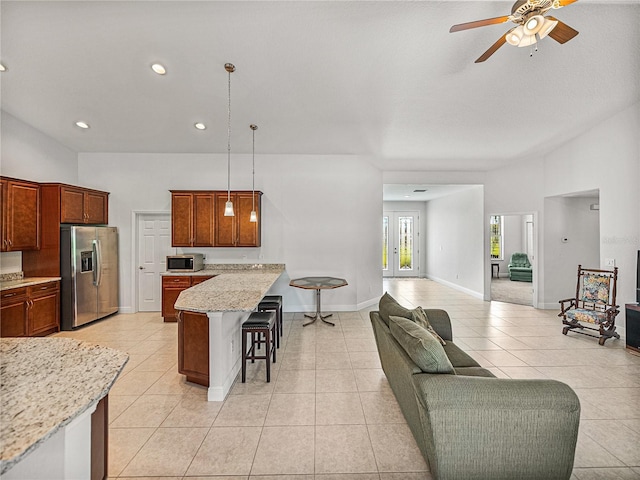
[177,310,209,387]
[161,275,214,322]
[0,280,60,337]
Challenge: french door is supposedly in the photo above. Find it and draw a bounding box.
[383,211,419,277]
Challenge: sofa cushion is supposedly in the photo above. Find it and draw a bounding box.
[388,315,455,374]
[454,366,496,377]
[379,292,413,326]
[411,306,446,346]
[442,342,481,368]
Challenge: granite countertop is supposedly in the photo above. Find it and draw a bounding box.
[174,267,284,313]
[161,263,285,277]
[0,277,62,291]
[0,338,129,475]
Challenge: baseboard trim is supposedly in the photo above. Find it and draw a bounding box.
[425,275,484,300]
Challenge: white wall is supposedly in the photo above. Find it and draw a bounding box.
[424,186,485,298]
[1,111,78,183]
[486,102,640,316]
[0,111,79,274]
[78,152,383,313]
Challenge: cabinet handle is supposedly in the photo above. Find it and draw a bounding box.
[7,239,12,247]
[177,310,182,323]
[4,293,15,297]
[40,286,48,290]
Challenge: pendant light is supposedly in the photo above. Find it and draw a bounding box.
[224,63,235,217]
[249,124,258,223]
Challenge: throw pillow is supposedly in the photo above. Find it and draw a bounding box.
[411,306,446,346]
[388,315,455,374]
[378,292,413,326]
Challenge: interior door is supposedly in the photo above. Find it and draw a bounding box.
[383,211,419,277]
[138,213,172,311]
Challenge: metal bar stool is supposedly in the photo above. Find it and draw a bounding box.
[241,311,277,383]
[258,295,283,347]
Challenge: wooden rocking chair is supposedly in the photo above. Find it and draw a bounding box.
[559,265,620,345]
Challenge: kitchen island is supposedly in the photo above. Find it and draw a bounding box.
[0,337,128,479]
[173,264,284,401]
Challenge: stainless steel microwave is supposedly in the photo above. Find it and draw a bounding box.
[166,254,204,272]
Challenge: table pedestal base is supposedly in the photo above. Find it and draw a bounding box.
[303,289,335,327]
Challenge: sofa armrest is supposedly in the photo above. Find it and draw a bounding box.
[422,309,453,341]
[412,374,580,480]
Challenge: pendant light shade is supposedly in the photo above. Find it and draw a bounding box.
[224,63,235,217]
[249,124,258,223]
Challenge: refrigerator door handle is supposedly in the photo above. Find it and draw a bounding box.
[93,239,103,286]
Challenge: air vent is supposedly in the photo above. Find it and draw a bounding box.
[413,189,427,192]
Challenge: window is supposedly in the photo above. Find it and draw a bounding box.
[382,216,389,271]
[490,215,503,260]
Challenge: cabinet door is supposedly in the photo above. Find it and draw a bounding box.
[193,193,215,247]
[61,186,86,223]
[190,275,214,286]
[236,192,261,247]
[86,191,108,224]
[161,276,191,321]
[178,310,209,386]
[171,193,193,247]
[0,179,6,251]
[213,192,236,247]
[4,180,40,251]
[1,288,29,337]
[28,282,60,336]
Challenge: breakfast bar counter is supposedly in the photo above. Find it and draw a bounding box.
[0,337,128,479]
[173,264,284,401]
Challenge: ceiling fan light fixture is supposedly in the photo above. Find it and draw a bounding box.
[505,26,524,46]
[523,15,545,35]
[517,34,537,47]
[538,18,559,39]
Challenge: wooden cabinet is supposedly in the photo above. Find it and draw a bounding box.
[170,192,215,247]
[214,191,262,247]
[23,183,110,278]
[0,177,40,252]
[177,310,209,386]
[170,190,262,248]
[0,280,60,337]
[161,275,214,322]
[60,185,109,224]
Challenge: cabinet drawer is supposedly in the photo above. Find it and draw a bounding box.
[191,275,214,286]
[162,276,191,287]
[1,287,28,303]
[28,281,60,297]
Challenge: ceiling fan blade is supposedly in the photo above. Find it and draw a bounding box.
[556,0,579,7]
[546,17,579,44]
[474,32,509,63]
[450,15,511,33]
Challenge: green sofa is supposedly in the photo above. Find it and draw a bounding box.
[508,252,533,282]
[371,294,580,480]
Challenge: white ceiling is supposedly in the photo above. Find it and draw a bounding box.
[1,1,639,173]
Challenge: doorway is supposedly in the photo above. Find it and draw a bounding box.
[135,212,172,312]
[489,213,535,306]
[383,210,420,277]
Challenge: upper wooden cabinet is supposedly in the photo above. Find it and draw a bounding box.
[171,192,215,247]
[214,191,262,247]
[60,185,109,224]
[170,190,261,247]
[0,177,40,252]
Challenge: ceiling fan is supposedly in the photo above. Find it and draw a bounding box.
[450,0,579,63]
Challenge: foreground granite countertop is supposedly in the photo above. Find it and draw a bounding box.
[174,264,284,313]
[0,277,61,291]
[0,338,128,475]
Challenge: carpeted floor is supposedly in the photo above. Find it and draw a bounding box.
[491,277,533,306]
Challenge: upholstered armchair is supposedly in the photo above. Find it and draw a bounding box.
[508,252,532,282]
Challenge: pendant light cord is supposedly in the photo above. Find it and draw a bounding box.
[227,66,232,202]
[252,127,255,211]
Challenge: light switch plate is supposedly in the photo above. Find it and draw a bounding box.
[605,258,616,267]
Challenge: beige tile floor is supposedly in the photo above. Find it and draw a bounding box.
[54,278,640,479]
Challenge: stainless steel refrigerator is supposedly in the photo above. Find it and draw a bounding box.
[60,225,119,330]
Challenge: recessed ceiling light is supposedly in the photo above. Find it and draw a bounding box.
[0,63,6,72]
[151,63,166,75]
[194,122,206,130]
[75,121,90,129]
[404,195,411,198]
